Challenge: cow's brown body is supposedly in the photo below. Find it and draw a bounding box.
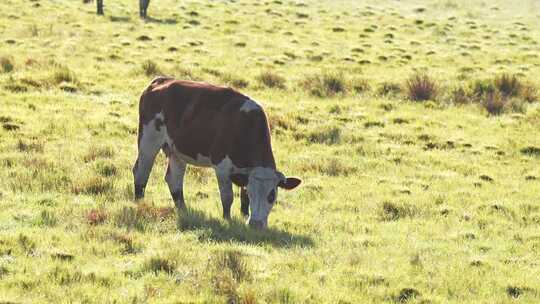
[138,77,275,169]
[133,77,301,228]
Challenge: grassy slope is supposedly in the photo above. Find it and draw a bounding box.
[1,0,540,303]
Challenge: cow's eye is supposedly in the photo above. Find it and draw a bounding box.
[267,189,275,203]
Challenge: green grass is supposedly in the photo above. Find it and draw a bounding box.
[1,0,540,303]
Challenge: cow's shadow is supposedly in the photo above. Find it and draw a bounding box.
[144,16,178,25]
[109,15,131,23]
[176,209,314,248]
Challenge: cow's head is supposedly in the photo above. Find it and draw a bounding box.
[230,167,301,229]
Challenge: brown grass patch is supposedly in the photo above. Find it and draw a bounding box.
[86,209,108,225]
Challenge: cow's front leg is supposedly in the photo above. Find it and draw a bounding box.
[165,157,187,211]
[215,172,233,220]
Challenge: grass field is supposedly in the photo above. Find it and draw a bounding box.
[1,0,540,303]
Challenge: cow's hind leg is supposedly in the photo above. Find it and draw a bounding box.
[133,116,165,200]
[165,156,187,211]
[240,187,249,218]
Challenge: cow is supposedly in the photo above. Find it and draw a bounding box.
[132,77,302,229]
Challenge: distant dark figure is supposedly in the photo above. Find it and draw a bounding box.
[139,0,151,18]
[96,0,104,15]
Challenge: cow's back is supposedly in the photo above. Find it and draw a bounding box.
[139,78,245,125]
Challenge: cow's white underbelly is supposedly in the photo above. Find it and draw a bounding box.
[172,149,213,167]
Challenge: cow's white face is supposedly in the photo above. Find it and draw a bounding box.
[246,168,280,229]
[230,168,301,229]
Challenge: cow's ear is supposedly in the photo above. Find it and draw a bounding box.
[230,173,249,187]
[278,177,302,190]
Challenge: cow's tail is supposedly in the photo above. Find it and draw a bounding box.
[137,76,174,147]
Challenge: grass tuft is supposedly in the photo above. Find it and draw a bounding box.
[18,234,36,255]
[111,233,140,254]
[520,146,540,157]
[257,70,287,89]
[394,288,421,303]
[94,160,118,177]
[471,79,495,98]
[17,139,44,153]
[494,73,521,98]
[208,250,251,301]
[521,82,538,102]
[350,77,371,94]
[450,86,469,104]
[481,91,506,115]
[377,82,402,96]
[1,56,14,73]
[84,146,115,163]
[115,204,175,231]
[221,73,250,89]
[301,126,341,145]
[405,72,438,101]
[4,82,28,93]
[466,74,537,108]
[35,210,58,227]
[316,158,357,176]
[0,266,9,278]
[86,209,108,225]
[142,256,177,275]
[211,250,250,282]
[301,72,346,97]
[141,60,161,77]
[51,66,77,84]
[71,176,114,195]
[380,201,418,221]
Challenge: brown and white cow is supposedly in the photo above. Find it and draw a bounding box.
[132,77,301,229]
